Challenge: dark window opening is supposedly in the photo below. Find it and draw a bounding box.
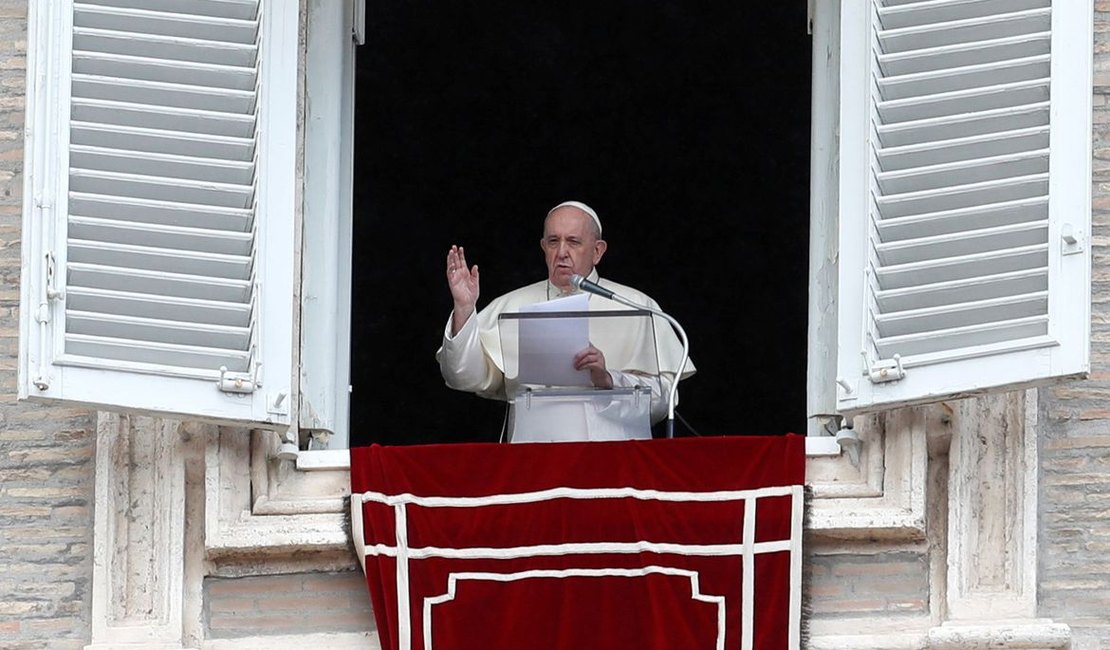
[350,1,811,446]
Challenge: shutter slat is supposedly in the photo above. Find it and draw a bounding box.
[875,173,1048,219]
[72,51,257,91]
[877,79,1049,124]
[69,169,253,208]
[69,193,251,232]
[875,268,1047,313]
[875,196,1047,240]
[877,32,1050,77]
[72,99,256,138]
[70,145,254,185]
[74,4,259,44]
[875,221,1047,266]
[874,291,1047,338]
[65,333,251,372]
[874,315,1048,359]
[877,0,1048,31]
[67,287,250,327]
[68,240,252,280]
[877,102,1049,148]
[877,126,1049,171]
[67,311,250,350]
[67,263,251,303]
[73,27,257,66]
[72,75,255,113]
[875,149,1048,195]
[874,244,1047,290]
[69,216,253,256]
[79,0,258,24]
[71,121,255,160]
[878,55,1048,101]
[877,8,1050,52]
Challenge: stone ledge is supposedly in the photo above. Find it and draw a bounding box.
[202,632,378,650]
[926,620,1071,649]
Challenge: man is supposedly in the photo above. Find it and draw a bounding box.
[436,201,694,441]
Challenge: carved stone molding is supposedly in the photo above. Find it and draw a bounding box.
[945,391,1038,620]
[86,413,191,650]
[926,389,1069,648]
[807,406,930,539]
[204,428,348,562]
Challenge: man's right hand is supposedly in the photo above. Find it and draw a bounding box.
[447,245,479,336]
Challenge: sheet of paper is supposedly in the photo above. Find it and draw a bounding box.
[516,293,592,387]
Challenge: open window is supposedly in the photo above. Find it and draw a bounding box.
[18,0,1092,451]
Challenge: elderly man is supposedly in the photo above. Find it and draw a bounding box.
[436,201,694,441]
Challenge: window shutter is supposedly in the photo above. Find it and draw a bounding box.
[836,0,1091,413]
[19,0,298,427]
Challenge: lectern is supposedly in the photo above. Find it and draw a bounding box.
[496,309,660,442]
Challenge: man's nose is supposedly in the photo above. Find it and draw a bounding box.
[556,242,570,257]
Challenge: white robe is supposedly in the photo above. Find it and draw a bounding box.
[436,271,696,441]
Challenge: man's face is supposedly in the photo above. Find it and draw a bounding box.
[541,207,608,290]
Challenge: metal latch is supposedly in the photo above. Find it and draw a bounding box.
[868,354,906,384]
[1062,223,1084,256]
[218,366,258,394]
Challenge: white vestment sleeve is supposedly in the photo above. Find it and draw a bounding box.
[608,369,675,424]
[436,310,505,396]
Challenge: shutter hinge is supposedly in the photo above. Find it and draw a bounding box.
[352,0,366,44]
[44,251,64,301]
[218,365,259,394]
[868,354,906,384]
[33,251,63,391]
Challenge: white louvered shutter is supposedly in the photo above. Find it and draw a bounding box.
[836,0,1092,413]
[20,0,298,426]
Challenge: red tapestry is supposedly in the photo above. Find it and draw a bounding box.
[350,435,805,650]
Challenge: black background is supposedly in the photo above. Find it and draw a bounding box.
[350,1,811,445]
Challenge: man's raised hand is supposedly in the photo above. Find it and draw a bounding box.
[447,245,479,336]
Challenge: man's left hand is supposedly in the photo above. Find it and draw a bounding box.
[574,345,613,389]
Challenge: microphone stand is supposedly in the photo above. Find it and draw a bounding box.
[571,275,691,438]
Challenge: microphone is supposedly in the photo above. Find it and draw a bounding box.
[569,274,615,299]
[568,274,691,439]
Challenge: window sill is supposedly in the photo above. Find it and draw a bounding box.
[296,448,350,471]
[301,436,841,473]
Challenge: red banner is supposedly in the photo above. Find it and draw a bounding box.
[350,435,805,650]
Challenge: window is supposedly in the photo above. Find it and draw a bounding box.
[19,1,1092,451]
[831,0,1091,414]
[20,0,299,426]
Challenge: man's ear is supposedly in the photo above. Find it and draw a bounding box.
[593,239,608,265]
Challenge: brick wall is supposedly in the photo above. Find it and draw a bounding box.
[0,4,98,650]
[806,550,930,620]
[204,572,375,639]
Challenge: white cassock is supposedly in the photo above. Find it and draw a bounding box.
[436,269,696,442]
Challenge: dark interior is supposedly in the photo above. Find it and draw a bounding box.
[350,1,812,445]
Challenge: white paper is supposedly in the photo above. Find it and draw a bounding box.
[516,293,592,387]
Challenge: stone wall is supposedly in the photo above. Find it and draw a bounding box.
[0,3,98,649]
